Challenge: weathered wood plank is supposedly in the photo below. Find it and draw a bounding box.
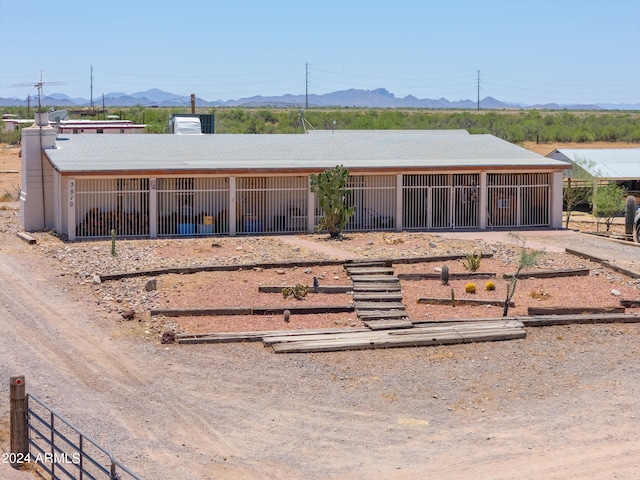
[258,285,352,293]
[356,310,408,319]
[345,267,395,276]
[354,301,405,310]
[364,319,413,330]
[349,275,400,283]
[518,313,640,327]
[398,272,496,280]
[153,304,354,317]
[417,297,513,307]
[620,299,640,308]
[271,327,525,353]
[179,327,371,344]
[527,306,625,316]
[352,282,401,292]
[353,292,403,301]
[503,268,590,279]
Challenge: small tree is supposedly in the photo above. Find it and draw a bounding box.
[503,233,544,317]
[563,158,596,228]
[310,165,355,238]
[593,183,626,232]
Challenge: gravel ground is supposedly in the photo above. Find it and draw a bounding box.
[1,204,640,479]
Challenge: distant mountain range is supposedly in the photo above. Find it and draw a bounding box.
[1,87,638,110]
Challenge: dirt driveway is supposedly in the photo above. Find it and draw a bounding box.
[1,203,640,479]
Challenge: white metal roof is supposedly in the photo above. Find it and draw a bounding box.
[547,148,640,179]
[45,131,568,175]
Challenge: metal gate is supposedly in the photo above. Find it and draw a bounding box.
[26,393,142,480]
[75,178,150,238]
[487,173,550,227]
[402,174,479,230]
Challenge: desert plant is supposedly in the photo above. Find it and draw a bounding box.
[465,283,477,294]
[451,288,456,307]
[440,265,449,285]
[502,233,544,316]
[485,281,496,291]
[463,251,482,272]
[111,229,117,257]
[282,283,310,300]
[310,165,355,238]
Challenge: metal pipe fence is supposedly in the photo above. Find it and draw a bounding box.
[72,172,551,238]
[26,394,142,480]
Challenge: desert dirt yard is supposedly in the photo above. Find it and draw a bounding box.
[1,141,640,479]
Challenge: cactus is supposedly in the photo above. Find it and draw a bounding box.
[440,265,449,285]
[282,283,311,300]
[463,251,482,272]
[485,281,496,291]
[465,283,477,294]
[111,229,117,257]
[451,288,456,307]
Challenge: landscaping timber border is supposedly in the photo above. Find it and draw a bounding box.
[527,306,625,316]
[417,297,513,307]
[151,304,355,317]
[502,268,589,279]
[398,272,496,281]
[565,248,640,279]
[258,285,352,294]
[99,253,494,282]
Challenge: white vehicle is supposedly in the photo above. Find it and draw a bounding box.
[171,116,202,135]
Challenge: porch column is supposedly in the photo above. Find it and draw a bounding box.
[149,178,157,238]
[395,174,403,232]
[479,172,488,229]
[307,180,315,233]
[550,171,563,228]
[67,178,76,241]
[229,177,237,236]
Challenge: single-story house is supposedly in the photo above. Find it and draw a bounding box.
[20,115,569,240]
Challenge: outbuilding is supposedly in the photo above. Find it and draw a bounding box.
[20,115,568,240]
[547,148,640,197]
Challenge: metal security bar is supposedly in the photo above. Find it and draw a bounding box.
[75,179,149,238]
[487,173,550,227]
[236,176,309,234]
[156,177,229,236]
[343,175,396,232]
[26,394,142,480]
[402,174,479,230]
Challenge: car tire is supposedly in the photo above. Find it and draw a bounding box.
[635,225,640,243]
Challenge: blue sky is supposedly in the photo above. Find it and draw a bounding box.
[1,0,639,105]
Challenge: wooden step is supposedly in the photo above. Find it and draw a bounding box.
[354,301,405,310]
[353,292,403,302]
[364,319,413,330]
[357,309,408,319]
[345,260,392,268]
[352,282,401,292]
[349,275,399,283]
[345,267,395,276]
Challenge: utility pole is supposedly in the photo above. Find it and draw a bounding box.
[90,65,94,110]
[477,70,480,111]
[305,63,309,109]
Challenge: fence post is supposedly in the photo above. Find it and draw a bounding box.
[9,375,28,467]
